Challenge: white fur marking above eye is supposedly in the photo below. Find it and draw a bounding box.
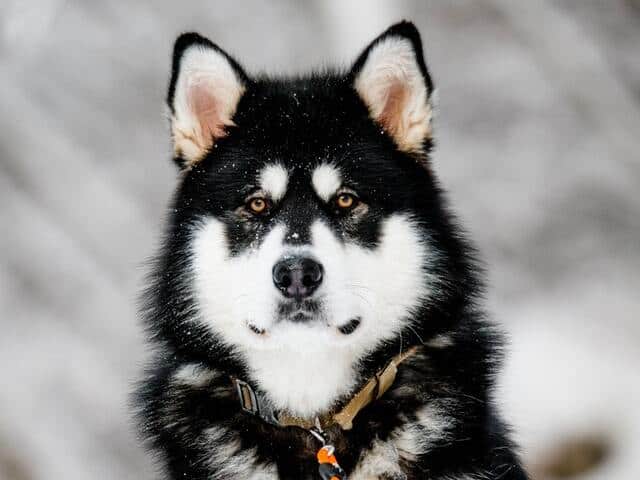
[312,164,342,202]
[259,164,288,201]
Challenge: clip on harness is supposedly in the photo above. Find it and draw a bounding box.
[309,418,347,480]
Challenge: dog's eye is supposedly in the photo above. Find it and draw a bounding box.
[247,197,270,215]
[335,193,358,210]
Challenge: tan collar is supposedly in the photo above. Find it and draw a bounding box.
[232,346,418,431]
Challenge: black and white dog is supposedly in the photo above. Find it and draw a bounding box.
[136,21,528,480]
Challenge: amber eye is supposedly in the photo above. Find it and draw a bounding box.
[248,197,268,214]
[336,193,357,210]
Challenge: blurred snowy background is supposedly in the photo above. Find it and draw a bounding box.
[1,1,639,479]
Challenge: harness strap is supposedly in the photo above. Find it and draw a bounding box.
[231,346,419,431]
[333,346,417,430]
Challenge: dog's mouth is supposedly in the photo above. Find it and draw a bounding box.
[247,314,362,337]
[276,299,324,324]
[246,304,319,336]
[290,311,313,323]
[277,299,321,317]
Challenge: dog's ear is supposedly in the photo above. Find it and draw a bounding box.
[167,33,248,168]
[351,21,435,154]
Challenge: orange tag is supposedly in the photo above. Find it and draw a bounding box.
[317,445,346,480]
[317,445,337,464]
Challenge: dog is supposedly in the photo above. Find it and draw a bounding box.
[135,21,528,480]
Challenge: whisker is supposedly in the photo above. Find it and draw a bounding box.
[406,324,426,345]
[348,290,373,308]
[346,283,374,294]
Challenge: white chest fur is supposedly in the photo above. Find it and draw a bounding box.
[244,345,358,418]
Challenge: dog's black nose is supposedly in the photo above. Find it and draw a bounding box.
[272,256,323,300]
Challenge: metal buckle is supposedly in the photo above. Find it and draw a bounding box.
[309,417,327,445]
[233,377,282,426]
[235,378,259,415]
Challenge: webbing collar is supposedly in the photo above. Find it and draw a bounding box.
[231,346,418,431]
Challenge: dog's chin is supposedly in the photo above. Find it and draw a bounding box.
[245,314,363,351]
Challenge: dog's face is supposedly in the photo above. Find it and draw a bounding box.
[190,161,432,354]
[158,23,451,413]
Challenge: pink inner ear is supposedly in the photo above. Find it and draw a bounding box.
[378,80,408,138]
[189,79,227,142]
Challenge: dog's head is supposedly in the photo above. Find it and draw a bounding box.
[150,22,472,414]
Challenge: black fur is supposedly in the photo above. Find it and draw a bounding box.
[135,21,528,479]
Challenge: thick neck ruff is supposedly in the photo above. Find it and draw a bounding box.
[232,346,419,431]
